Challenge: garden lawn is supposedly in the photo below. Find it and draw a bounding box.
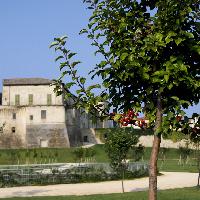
[0,145,109,165]
[0,145,199,173]
[0,187,199,200]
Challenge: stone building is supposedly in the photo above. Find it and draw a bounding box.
[0,78,112,148]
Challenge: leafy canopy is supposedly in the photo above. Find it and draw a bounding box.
[82,0,200,134]
[51,0,200,136]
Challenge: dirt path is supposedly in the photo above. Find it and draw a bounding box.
[0,172,198,198]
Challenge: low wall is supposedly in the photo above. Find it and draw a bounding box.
[138,136,194,149]
[81,128,194,149]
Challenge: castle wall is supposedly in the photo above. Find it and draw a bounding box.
[0,79,112,148]
[0,106,26,148]
[25,105,70,147]
[0,105,70,148]
[2,85,63,106]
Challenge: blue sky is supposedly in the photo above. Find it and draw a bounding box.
[0,0,96,83]
[0,0,199,116]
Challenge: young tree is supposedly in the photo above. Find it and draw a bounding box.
[132,144,145,162]
[51,0,199,199]
[105,128,138,193]
[72,147,85,162]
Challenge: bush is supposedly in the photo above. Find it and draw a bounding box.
[0,164,148,187]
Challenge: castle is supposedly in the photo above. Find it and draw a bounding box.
[0,78,112,148]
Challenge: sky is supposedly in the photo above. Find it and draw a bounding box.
[0,0,199,116]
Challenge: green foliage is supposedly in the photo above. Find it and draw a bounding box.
[81,0,200,135]
[105,128,138,174]
[72,147,85,162]
[0,163,148,187]
[132,144,145,162]
[95,128,153,143]
[50,0,200,141]
[72,147,96,162]
[164,131,189,142]
[177,143,192,165]
[0,146,199,172]
[50,37,108,121]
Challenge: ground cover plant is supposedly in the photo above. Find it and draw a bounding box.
[0,162,148,187]
[0,187,200,200]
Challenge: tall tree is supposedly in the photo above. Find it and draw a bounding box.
[82,1,200,199]
[51,0,200,199]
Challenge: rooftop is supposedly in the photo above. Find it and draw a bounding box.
[3,78,53,86]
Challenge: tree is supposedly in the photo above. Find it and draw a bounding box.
[188,113,200,186]
[72,147,85,162]
[50,0,199,199]
[132,144,145,162]
[105,128,138,193]
[177,144,191,166]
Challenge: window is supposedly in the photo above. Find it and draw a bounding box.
[12,127,15,133]
[41,110,46,119]
[83,136,88,143]
[47,94,52,105]
[28,94,33,105]
[12,113,16,120]
[30,115,33,120]
[15,95,20,105]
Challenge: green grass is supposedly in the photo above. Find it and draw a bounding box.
[158,159,198,172]
[1,187,200,200]
[0,145,109,165]
[0,145,199,173]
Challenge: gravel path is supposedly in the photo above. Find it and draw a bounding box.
[0,172,198,198]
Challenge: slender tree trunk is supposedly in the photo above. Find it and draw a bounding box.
[149,135,161,200]
[121,168,125,193]
[148,96,162,200]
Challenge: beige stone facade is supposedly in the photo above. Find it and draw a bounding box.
[0,78,112,148]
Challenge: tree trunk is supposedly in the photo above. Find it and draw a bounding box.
[121,169,125,193]
[148,135,161,200]
[148,96,162,200]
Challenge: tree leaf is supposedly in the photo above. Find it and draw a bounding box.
[184,32,194,38]
[79,29,88,35]
[55,56,64,62]
[71,61,81,67]
[80,77,86,84]
[120,53,128,60]
[68,53,77,59]
[171,96,179,101]
[175,38,184,45]
[49,41,59,48]
[66,82,76,88]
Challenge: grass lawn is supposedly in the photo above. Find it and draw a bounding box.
[158,159,198,172]
[0,145,199,173]
[0,145,109,165]
[1,187,200,200]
